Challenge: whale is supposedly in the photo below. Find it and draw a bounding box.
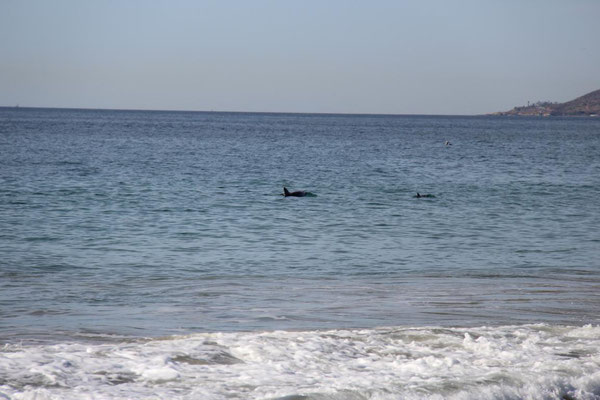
[283,187,307,197]
[415,192,435,198]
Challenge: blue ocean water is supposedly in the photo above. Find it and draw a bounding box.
[1,108,600,399]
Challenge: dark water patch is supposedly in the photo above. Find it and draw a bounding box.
[52,160,85,166]
[0,374,65,390]
[5,199,29,205]
[515,248,577,254]
[23,236,62,242]
[94,371,139,385]
[171,351,242,365]
[27,309,69,316]
[29,263,79,272]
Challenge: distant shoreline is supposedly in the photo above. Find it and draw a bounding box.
[489,88,600,117]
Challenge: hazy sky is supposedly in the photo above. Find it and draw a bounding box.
[1,0,599,114]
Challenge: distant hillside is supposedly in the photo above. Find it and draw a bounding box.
[491,89,600,116]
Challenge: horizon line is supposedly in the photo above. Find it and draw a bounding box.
[0,104,479,118]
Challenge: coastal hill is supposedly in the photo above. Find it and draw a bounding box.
[491,89,600,116]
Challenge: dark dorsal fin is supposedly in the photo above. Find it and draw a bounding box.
[284,187,291,196]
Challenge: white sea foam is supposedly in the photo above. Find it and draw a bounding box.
[2,324,600,399]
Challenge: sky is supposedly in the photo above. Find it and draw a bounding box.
[1,0,599,115]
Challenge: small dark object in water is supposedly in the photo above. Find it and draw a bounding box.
[415,192,435,198]
[283,187,307,197]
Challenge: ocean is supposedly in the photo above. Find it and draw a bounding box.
[1,107,599,399]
